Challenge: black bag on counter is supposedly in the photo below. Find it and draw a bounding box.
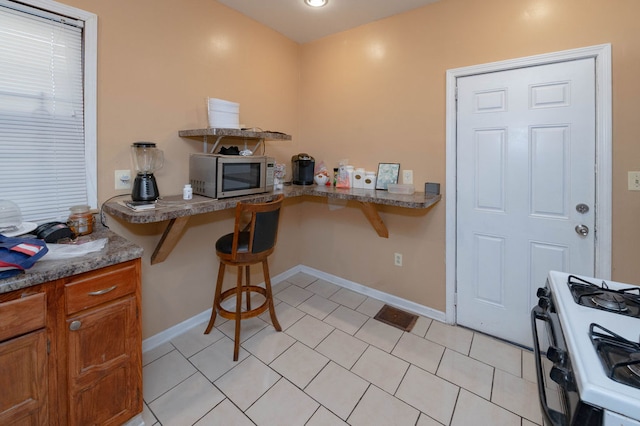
[0,235,48,279]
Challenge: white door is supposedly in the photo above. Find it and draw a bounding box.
[456,58,596,347]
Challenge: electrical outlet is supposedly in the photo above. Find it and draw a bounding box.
[402,170,413,185]
[629,171,640,191]
[115,169,131,190]
[394,252,403,267]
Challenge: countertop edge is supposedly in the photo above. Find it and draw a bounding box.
[103,186,441,224]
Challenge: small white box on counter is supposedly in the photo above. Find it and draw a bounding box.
[353,168,365,188]
[387,184,415,194]
[363,171,376,189]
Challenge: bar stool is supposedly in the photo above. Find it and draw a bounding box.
[204,194,284,360]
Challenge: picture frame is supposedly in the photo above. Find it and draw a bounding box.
[375,163,400,190]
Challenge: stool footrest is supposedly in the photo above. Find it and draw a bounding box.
[216,286,269,320]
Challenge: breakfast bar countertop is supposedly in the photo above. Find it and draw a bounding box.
[102,185,441,265]
[0,222,143,295]
[102,185,441,224]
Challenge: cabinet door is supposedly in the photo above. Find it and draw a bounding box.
[0,330,48,425]
[65,296,141,426]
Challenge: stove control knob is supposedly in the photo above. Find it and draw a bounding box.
[536,287,550,298]
[546,346,566,365]
[550,366,576,391]
[537,297,550,309]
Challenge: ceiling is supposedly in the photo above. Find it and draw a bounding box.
[216,0,441,44]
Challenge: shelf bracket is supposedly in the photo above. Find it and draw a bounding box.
[203,135,226,154]
[359,202,389,238]
[251,138,264,154]
[150,216,191,265]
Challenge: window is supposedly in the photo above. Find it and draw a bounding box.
[0,0,96,223]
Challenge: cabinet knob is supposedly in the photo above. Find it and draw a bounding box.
[69,320,82,331]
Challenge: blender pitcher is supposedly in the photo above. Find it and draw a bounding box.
[131,142,164,201]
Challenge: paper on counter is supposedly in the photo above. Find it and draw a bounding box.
[41,238,108,261]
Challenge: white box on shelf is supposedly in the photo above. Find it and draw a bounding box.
[207,98,239,129]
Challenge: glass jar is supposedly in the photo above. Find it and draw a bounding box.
[67,205,94,236]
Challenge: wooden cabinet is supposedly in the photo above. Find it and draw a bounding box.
[60,260,142,426]
[0,259,141,426]
[0,289,50,425]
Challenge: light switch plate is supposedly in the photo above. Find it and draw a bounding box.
[402,170,413,185]
[115,169,131,190]
[628,171,640,191]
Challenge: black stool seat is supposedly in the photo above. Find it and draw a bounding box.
[215,232,249,254]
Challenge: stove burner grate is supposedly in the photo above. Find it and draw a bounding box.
[567,275,640,318]
[591,292,629,312]
[589,323,640,389]
[629,358,640,378]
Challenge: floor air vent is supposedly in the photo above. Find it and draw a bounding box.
[373,304,418,332]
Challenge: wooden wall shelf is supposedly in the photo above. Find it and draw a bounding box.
[178,127,292,153]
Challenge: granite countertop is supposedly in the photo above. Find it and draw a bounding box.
[102,185,441,224]
[295,185,440,207]
[0,220,143,294]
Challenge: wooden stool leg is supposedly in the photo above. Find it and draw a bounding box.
[262,260,282,331]
[233,265,243,361]
[245,265,251,311]
[205,262,226,334]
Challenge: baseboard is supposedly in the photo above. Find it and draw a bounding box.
[298,265,446,323]
[142,308,214,353]
[142,264,446,353]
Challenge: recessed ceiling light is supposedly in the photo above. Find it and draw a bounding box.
[305,0,328,7]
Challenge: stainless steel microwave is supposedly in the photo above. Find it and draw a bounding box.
[189,154,275,199]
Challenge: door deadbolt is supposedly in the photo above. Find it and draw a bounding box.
[576,203,589,214]
[575,224,589,237]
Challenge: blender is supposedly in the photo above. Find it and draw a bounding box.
[131,142,164,202]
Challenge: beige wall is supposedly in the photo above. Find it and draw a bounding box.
[58,0,640,337]
[298,0,640,311]
[60,0,302,337]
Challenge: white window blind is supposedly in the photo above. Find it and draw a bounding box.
[0,1,94,223]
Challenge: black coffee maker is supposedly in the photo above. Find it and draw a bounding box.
[292,153,315,185]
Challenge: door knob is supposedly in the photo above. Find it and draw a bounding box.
[69,320,81,331]
[575,224,589,237]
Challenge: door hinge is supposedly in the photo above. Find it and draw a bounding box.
[47,338,51,354]
[136,305,139,319]
[454,292,458,306]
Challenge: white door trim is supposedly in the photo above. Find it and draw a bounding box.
[444,44,612,324]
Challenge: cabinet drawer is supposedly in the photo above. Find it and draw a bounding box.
[0,292,46,342]
[65,262,138,315]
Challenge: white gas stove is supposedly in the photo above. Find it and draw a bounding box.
[533,271,640,425]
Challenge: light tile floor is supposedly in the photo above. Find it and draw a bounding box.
[141,272,542,426]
